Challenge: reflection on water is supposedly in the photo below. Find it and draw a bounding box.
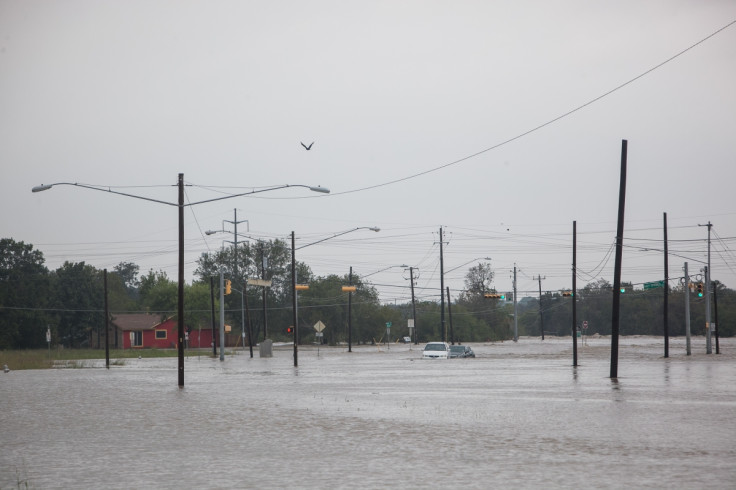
[1,336,735,489]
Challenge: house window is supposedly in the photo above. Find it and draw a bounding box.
[155,330,167,340]
[132,331,142,347]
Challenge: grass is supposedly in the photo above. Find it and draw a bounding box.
[0,347,216,370]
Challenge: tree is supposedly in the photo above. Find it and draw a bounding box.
[139,269,177,319]
[0,239,50,348]
[113,261,140,299]
[460,262,494,301]
[51,261,104,348]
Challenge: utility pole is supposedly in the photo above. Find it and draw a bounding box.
[610,140,628,379]
[572,221,578,367]
[348,266,353,352]
[698,221,712,354]
[663,212,669,358]
[409,267,418,344]
[513,264,518,342]
[439,227,446,343]
[534,275,545,340]
[684,262,692,355]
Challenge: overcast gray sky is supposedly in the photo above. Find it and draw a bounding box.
[2,1,735,304]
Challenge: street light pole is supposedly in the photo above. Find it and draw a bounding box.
[291,226,380,366]
[32,176,329,387]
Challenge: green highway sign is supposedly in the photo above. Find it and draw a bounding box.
[644,280,665,290]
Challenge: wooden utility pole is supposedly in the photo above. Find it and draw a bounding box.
[610,140,628,379]
[572,221,577,367]
[534,275,545,340]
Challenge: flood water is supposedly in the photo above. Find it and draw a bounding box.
[1,336,735,489]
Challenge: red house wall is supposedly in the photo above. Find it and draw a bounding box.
[122,319,214,349]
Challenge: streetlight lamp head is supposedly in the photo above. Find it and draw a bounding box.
[309,186,330,194]
[205,230,218,235]
[369,227,380,232]
[32,184,53,193]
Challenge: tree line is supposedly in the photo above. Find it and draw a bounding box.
[0,238,732,350]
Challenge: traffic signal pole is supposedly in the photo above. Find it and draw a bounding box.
[219,270,225,361]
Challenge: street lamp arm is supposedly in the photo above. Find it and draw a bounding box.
[445,256,492,274]
[362,264,409,278]
[31,182,177,207]
[32,182,330,208]
[187,184,330,207]
[295,226,380,250]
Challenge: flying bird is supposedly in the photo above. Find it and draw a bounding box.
[301,141,314,150]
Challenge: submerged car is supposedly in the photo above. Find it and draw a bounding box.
[449,345,475,358]
[422,342,450,359]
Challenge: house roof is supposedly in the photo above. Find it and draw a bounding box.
[111,313,165,331]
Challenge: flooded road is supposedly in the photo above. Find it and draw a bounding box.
[2,336,735,489]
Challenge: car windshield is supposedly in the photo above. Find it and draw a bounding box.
[450,346,464,353]
[424,344,446,351]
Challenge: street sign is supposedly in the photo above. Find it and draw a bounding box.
[583,321,588,329]
[644,280,665,290]
[247,278,272,287]
[314,321,326,332]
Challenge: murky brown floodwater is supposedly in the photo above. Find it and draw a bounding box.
[1,336,734,489]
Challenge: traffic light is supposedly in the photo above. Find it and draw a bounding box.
[286,326,294,334]
[620,288,626,293]
[225,279,232,295]
[697,282,703,297]
[562,291,573,297]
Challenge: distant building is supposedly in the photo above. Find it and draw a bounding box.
[112,313,212,349]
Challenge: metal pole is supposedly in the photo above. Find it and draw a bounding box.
[536,275,545,340]
[233,209,240,348]
[439,227,446,343]
[572,221,578,367]
[705,265,712,354]
[713,281,720,354]
[684,262,692,355]
[292,232,298,367]
[219,269,225,362]
[210,276,216,357]
[513,265,518,342]
[104,269,109,369]
[241,288,245,351]
[177,173,185,387]
[261,243,268,340]
[410,267,417,345]
[663,212,669,358]
[446,287,454,344]
[610,140,627,379]
[348,266,353,352]
[244,280,254,358]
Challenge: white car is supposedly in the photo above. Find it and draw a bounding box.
[422,342,450,359]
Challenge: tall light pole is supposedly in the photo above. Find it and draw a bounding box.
[32,176,329,387]
[291,226,380,366]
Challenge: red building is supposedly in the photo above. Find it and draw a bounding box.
[113,313,213,349]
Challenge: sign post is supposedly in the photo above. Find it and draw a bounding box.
[313,321,326,356]
[386,322,392,350]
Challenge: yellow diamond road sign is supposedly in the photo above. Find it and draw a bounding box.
[313,321,326,332]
